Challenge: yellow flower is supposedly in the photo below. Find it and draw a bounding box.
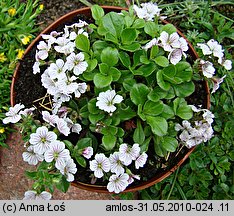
[21,36,32,45]
[39,4,44,10]
[17,49,24,59]
[8,8,16,16]
[0,53,7,63]
[0,128,5,134]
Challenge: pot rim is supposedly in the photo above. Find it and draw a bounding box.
[10,6,210,193]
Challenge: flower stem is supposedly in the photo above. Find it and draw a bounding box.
[166,167,180,200]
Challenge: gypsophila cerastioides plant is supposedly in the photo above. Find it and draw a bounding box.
[2,2,232,199]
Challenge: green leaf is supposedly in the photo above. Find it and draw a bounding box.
[174,81,195,97]
[94,73,112,88]
[143,100,164,116]
[156,70,171,91]
[121,28,138,44]
[132,19,145,28]
[91,5,104,21]
[89,113,105,125]
[88,99,99,114]
[130,83,150,105]
[63,140,74,152]
[134,62,157,77]
[56,176,70,193]
[161,104,175,119]
[133,120,145,145]
[119,51,131,68]
[75,34,90,53]
[175,62,193,82]
[153,137,165,157]
[101,47,119,66]
[109,67,121,81]
[102,134,116,150]
[76,138,92,150]
[150,45,159,59]
[140,136,151,152]
[99,63,109,75]
[147,87,168,102]
[117,106,136,121]
[123,78,136,91]
[74,155,87,168]
[144,21,158,37]
[155,56,169,67]
[173,98,193,120]
[120,43,141,52]
[101,126,118,136]
[102,12,124,38]
[161,24,177,34]
[146,116,168,136]
[85,59,97,72]
[133,50,144,68]
[161,136,178,152]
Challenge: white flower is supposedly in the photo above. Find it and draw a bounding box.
[37,41,50,60]
[74,83,87,98]
[19,107,35,116]
[42,110,59,127]
[159,31,180,52]
[96,90,123,113]
[107,173,129,193]
[56,118,70,136]
[135,152,148,169]
[197,39,224,58]
[119,143,140,166]
[133,2,163,21]
[65,118,82,134]
[109,152,125,175]
[57,158,77,182]
[41,70,59,95]
[42,31,61,46]
[128,173,140,184]
[33,61,40,74]
[168,48,183,65]
[44,140,70,169]
[23,191,52,200]
[211,75,226,94]
[3,103,25,124]
[22,145,44,165]
[47,59,67,80]
[207,39,224,58]
[65,52,88,76]
[200,60,215,78]
[89,153,110,178]
[218,58,232,70]
[29,126,57,154]
[202,109,215,124]
[54,36,75,55]
[82,147,93,159]
[142,38,159,50]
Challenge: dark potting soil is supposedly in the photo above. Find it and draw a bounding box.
[14,6,208,188]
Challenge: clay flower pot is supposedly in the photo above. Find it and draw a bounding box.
[11,6,210,193]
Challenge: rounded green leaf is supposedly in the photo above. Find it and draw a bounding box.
[102,134,116,151]
[130,83,150,105]
[75,34,90,53]
[146,116,168,136]
[161,136,178,152]
[143,100,164,116]
[101,47,119,67]
[155,56,169,67]
[121,28,138,44]
[94,73,112,88]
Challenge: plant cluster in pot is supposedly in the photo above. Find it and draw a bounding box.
[4,2,230,199]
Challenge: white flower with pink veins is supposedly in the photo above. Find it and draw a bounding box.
[96,90,123,113]
[44,140,70,169]
[29,126,57,154]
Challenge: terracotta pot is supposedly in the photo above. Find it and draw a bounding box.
[10,6,210,193]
